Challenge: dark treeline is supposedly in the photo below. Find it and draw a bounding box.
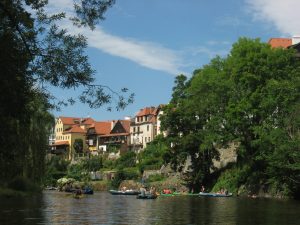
[160,38,300,198]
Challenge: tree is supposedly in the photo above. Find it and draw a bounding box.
[0,0,133,186]
[73,139,84,153]
[161,38,300,196]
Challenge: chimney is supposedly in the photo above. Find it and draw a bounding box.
[292,35,300,45]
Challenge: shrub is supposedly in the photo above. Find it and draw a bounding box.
[147,174,165,182]
[115,151,136,169]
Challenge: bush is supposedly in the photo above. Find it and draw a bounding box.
[115,151,136,169]
[147,174,165,182]
[81,156,103,172]
[110,168,140,189]
[123,167,140,180]
[212,165,250,194]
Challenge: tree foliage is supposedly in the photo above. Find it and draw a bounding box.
[0,0,133,186]
[161,38,300,197]
[73,139,84,153]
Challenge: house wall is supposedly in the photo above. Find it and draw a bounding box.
[54,118,72,144]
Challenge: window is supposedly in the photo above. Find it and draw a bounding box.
[138,127,140,133]
[133,127,136,132]
[147,125,149,131]
[145,137,147,142]
[148,137,150,142]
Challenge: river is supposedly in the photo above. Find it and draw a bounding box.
[0,191,300,225]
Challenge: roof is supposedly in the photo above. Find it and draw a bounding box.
[268,38,292,48]
[91,121,112,135]
[136,107,156,117]
[63,125,86,134]
[51,141,69,146]
[59,117,79,125]
[119,120,130,133]
[80,118,95,125]
[59,116,95,125]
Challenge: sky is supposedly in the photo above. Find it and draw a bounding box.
[47,0,300,121]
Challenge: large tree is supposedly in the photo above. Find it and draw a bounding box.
[0,0,133,185]
[161,38,300,196]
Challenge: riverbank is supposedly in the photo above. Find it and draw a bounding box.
[0,187,42,198]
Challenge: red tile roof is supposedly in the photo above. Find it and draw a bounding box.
[136,107,156,116]
[81,118,95,125]
[119,120,131,133]
[268,38,292,48]
[92,121,112,135]
[63,125,86,134]
[59,117,79,124]
[59,117,95,125]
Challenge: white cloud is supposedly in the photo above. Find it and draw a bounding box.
[45,0,185,75]
[246,0,300,35]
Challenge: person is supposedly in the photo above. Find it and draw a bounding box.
[140,186,146,196]
[150,186,157,196]
[201,185,205,193]
[121,186,127,192]
[224,189,228,195]
[74,188,82,197]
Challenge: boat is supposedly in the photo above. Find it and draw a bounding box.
[159,193,175,197]
[82,187,94,195]
[109,189,140,195]
[199,192,233,197]
[136,194,157,199]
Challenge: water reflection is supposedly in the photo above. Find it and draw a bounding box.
[1,191,300,224]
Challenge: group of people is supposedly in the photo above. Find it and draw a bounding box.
[217,188,228,195]
[139,186,157,196]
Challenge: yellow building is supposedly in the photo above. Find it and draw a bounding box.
[51,117,95,160]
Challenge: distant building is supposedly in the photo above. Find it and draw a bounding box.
[268,36,300,58]
[130,105,164,152]
[268,38,292,48]
[49,117,95,160]
[86,119,131,155]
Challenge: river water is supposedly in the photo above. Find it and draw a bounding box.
[0,191,300,225]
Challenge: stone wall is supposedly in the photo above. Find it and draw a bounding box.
[212,142,238,171]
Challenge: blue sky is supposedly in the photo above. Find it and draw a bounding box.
[47,0,299,121]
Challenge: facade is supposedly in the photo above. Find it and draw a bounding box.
[86,119,131,155]
[86,121,112,154]
[49,105,165,159]
[130,105,164,151]
[50,117,95,160]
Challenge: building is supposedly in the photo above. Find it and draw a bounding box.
[268,36,300,58]
[268,38,292,48]
[50,117,95,160]
[130,105,164,152]
[86,119,131,155]
[86,121,112,154]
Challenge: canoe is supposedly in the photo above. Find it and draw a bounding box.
[109,190,140,195]
[136,194,157,199]
[199,192,233,197]
[159,192,199,197]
